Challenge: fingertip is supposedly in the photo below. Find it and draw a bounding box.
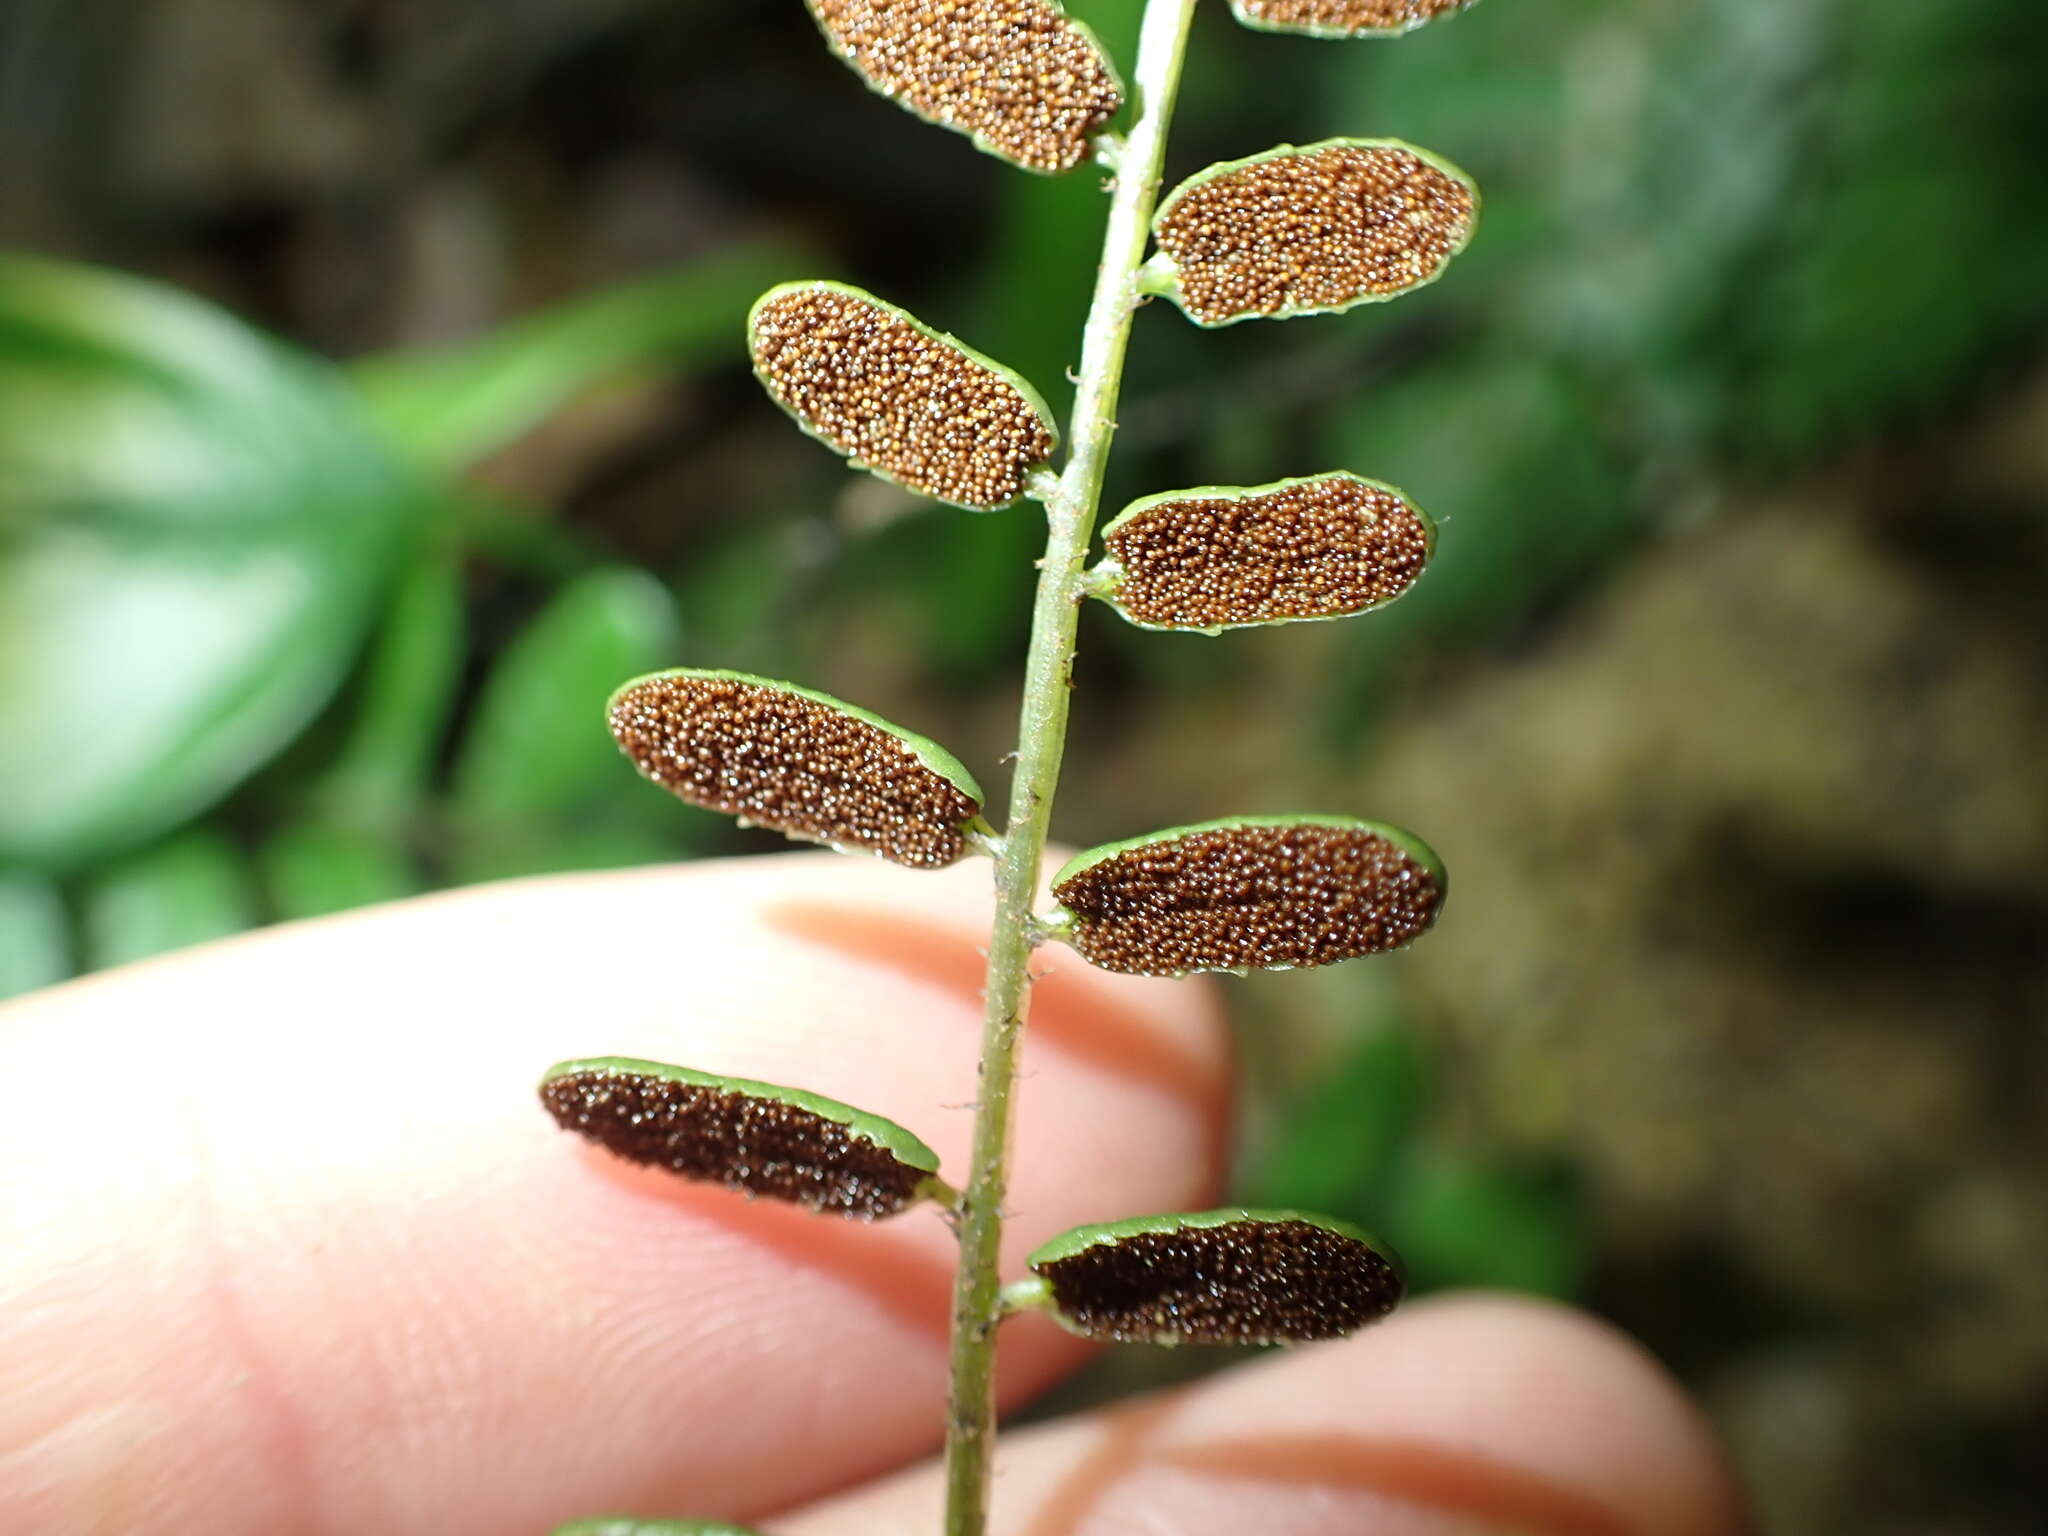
[0,853,1236,1535]
[785,1292,1749,1536]
[1354,1293,1753,1536]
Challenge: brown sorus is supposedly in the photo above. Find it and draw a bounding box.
[1103,474,1432,630]
[609,671,981,868]
[1036,1216,1404,1343]
[541,1066,932,1219]
[809,0,1122,173]
[751,282,1056,511]
[1233,0,1475,36]
[1155,140,1476,325]
[1052,818,1444,975]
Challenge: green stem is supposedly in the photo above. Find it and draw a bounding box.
[940,2,1200,1532]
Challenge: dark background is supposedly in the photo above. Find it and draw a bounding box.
[3,1,2044,1530]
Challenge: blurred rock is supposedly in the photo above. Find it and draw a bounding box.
[1365,411,2048,1530]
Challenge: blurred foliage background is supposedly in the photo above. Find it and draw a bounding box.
[3,0,2045,1529]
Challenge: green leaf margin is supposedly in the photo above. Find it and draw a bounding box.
[747,280,1059,512]
[1091,470,1438,633]
[1148,138,1481,329]
[1050,813,1446,898]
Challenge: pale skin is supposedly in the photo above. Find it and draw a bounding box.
[0,854,1748,1535]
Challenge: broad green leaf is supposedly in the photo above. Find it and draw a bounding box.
[1020,1208,1404,1344]
[80,828,256,969]
[1092,472,1435,632]
[351,241,809,473]
[804,0,1122,174]
[1148,140,1479,327]
[1228,0,1478,41]
[749,281,1057,511]
[0,255,418,871]
[554,1521,764,1536]
[1050,816,1445,975]
[540,1057,946,1219]
[0,871,71,1000]
[449,568,683,883]
[608,668,985,868]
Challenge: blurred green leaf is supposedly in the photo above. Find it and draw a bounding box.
[1736,0,2048,452]
[1241,1025,1585,1301]
[449,566,685,881]
[970,156,1104,419]
[0,871,71,1000]
[249,555,462,921]
[455,490,606,582]
[456,567,680,817]
[1324,355,1628,646]
[259,820,418,922]
[1327,0,2048,461]
[311,553,467,828]
[1391,1153,1587,1299]
[918,0,1139,679]
[0,255,419,872]
[353,240,811,473]
[968,0,1138,398]
[672,525,793,670]
[1242,1024,1426,1217]
[844,505,1041,680]
[80,827,257,968]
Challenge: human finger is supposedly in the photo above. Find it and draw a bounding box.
[781,1293,1749,1536]
[0,852,1229,1535]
